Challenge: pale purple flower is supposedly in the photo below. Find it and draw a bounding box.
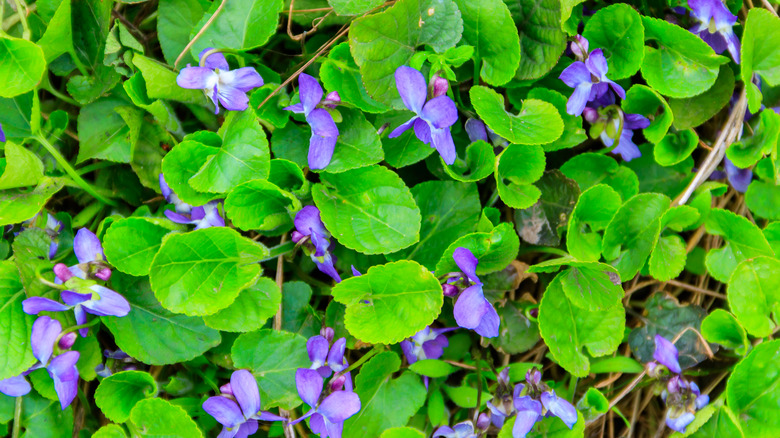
[307,330,351,390]
[688,0,740,63]
[652,334,682,374]
[400,326,455,389]
[559,42,626,116]
[284,73,340,170]
[389,66,459,165]
[570,35,589,61]
[159,174,192,214]
[511,369,577,438]
[724,158,752,192]
[292,368,361,438]
[583,106,649,162]
[662,377,710,433]
[450,247,499,338]
[159,174,225,229]
[202,369,285,438]
[464,118,507,147]
[433,421,478,438]
[293,206,340,282]
[487,368,515,428]
[177,48,264,114]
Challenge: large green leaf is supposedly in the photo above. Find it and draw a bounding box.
[727,340,780,437]
[76,98,141,164]
[343,352,427,438]
[0,142,44,190]
[327,0,384,15]
[320,43,389,113]
[157,0,205,65]
[529,88,587,152]
[0,177,64,227]
[561,153,638,201]
[331,261,443,344]
[0,37,46,98]
[313,165,421,254]
[503,0,567,80]
[582,3,644,80]
[495,144,546,209]
[160,140,220,206]
[0,261,36,380]
[149,227,268,316]
[514,170,580,246]
[36,0,77,63]
[727,257,780,337]
[231,329,311,409]
[203,277,281,332]
[622,85,673,145]
[701,309,749,355]
[559,263,623,311]
[225,179,299,232]
[746,181,780,220]
[454,0,520,86]
[668,65,735,130]
[132,55,206,105]
[741,9,780,113]
[190,0,283,56]
[727,109,780,169]
[567,184,622,262]
[129,398,203,438]
[648,234,687,282]
[435,223,520,275]
[103,217,180,276]
[95,371,157,423]
[349,0,463,107]
[103,274,221,365]
[705,208,775,282]
[471,86,563,145]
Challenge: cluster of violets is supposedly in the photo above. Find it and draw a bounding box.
[647,335,710,433]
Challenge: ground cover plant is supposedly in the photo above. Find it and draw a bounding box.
[0,0,779,436]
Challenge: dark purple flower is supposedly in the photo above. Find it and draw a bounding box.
[464,118,507,147]
[600,113,650,162]
[0,375,31,397]
[389,66,459,165]
[400,326,455,389]
[450,247,499,338]
[512,396,543,438]
[177,48,264,114]
[293,206,341,282]
[292,368,361,438]
[652,335,682,374]
[0,123,5,142]
[662,377,709,433]
[433,421,478,438]
[688,0,740,63]
[307,333,349,379]
[724,158,752,192]
[284,73,340,170]
[203,369,285,438]
[510,369,578,437]
[559,42,626,116]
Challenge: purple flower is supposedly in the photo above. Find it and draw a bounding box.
[559,42,626,116]
[159,174,225,229]
[433,421,478,438]
[652,334,682,374]
[307,330,350,389]
[389,66,459,165]
[487,368,515,428]
[292,368,361,438]
[0,316,80,409]
[464,118,507,147]
[284,73,340,170]
[724,158,752,192]
[511,369,578,437]
[202,369,285,438]
[159,174,192,214]
[400,326,455,389]
[450,247,499,338]
[293,206,341,282]
[662,377,710,433]
[177,48,264,114]
[0,123,5,142]
[512,396,543,438]
[583,106,649,162]
[688,0,740,63]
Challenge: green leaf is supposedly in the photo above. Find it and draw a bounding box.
[231,329,311,410]
[16,392,73,437]
[515,170,580,246]
[588,356,644,374]
[560,153,638,201]
[0,177,64,226]
[225,179,299,232]
[435,223,520,275]
[36,0,76,63]
[649,234,687,281]
[495,144,546,209]
[150,227,268,316]
[686,405,744,438]
[124,73,183,134]
[129,398,203,438]
[0,261,36,380]
[93,424,128,438]
[727,340,780,437]
[103,274,221,365]
[348,0,463,107]
[103,217,178,276]
[190,0,283,57]
[0,37,46,98]
[313,165,421,254]
[538,274,624,377]
[410,359,457,378]
[701,309,749,355]
[377,111,435,167]
[603,193,671,281]
[490,299,540,354]
[157,0,205,65]
[327,0,384,15]
[503,0,567,80]
[250,85,291,129]
[746,180,780,220]
[741,9,780,113]
[582,3,644,80]
[669,65,735,130]
[161,140,220,206]
[0,92,34,139]
[320,43,389,113]
[567,184,622,262]
[203,277,281,332]
[625,144,693,197]
[380,428,426,438]
[655,129,699,167]
[471,86,563,145]
[11,228,55,298]
[95,371,158,423]
[622,85,673,145]
[577,387,610,421]
[343,351,426,438]
[726,256,780,337]
[331,261,442,344]
[281,281,321,338]
[640,17,729,98]
[528,88,587,152]
[441,140,496,182]
[389,181,481,270]
[454,0,520,86]
[0,142,43,190]
[559,263,623,311]
[76,99,141,164]
[132,54,206,105]
[727,109,780,169]
[189,110,271,193]
[704,208,775,282]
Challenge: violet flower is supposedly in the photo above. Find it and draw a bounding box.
[389,66,459,165]
[159,174,192,214]
[291,368,361,438]
[0,123,5,142]
[724,158,752,192]
[583,106,650,162]
[512,369,577,438]
[487,368,514,428]
[400,326,455,389]
[292,206,341,283]
[159,174,225,229]
[688,0,740,63]
[448,247,499,338]
[307,328,351,390]
[433,421,478,438]
[177,48,264,114]
[651,334,682,374]
[464,118,507,147]
[0,316,80,409]
[559,39,626,116]
[202,369,285,438]
[284,73,340,170]
[23,229,130,336]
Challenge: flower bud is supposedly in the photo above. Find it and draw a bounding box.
[220,383,234,396]
[53,263,74,282]
[476,413,491,431]
[291,231,306,244]
[95,267,112,281]
[526,368,542,386]
[58,332,77,349]
[432,75,449,98]
[571,35,589,61]
[582,107,599,124]
[441,283,459,297]
[329,374,347,391]
[324,91,341,108]
[320,327,335,343]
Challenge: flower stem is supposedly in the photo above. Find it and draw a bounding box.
[11,396,22,438]
[11,0,30,39]
[262,240,296,262]
[61,317,102,336]
[341,344,384,375]
[35,264,62,290]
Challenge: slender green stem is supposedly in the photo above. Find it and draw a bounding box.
[35,264,62,290]
[0,0,7,36]
[41,82,80,107]
[34,134,119,206]
[486,189,500,208]
[61,317,102,336]
[11,396,22,438]
[340,344,384,375]
[11,0,30,39]
[76,161,117,176]
[262,240,296,261]
[72,202,104,229]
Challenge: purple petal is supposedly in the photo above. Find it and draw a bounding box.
[395,66,427,114]
[217,427,240,438]
[199,48,229,70]
[159,174,173,199]
[81,285,130,317]
[610,130,642,162]
[295,206,328,239]
[255,411,287,422]
[453,421,475,436]
[653,335,682,374]
[309,135,338,171]
[324,419,345,438]
[541,391,578,429]
[235,420,258,438]
[165,210,194,225]
[697,29,728,54]
[413,118,432,144]
[453,285,489,330]
[223,67,264,92]
[0,375,31,397]
[624,113,651,130]
[308,413,326,435]
[453,247,480,284]
[606,80,626,100]
[465,119,488,143]
[319,391,361,422]
[566,84,592,116]
[725,158,752,193]
[327,338,347,372]
[513,396,543,438]
[420,96,458,129]
[666,412,696,433]
[307,336,330,367]
[203,396,245,427]
[74,305,89,337]
[73,228,103,264]
[32,316,62,364]
[23,297,70,314]
[307,109,338,138]
[217,85,250,112]
[586,49,609,78]
[559,62,590,88]
[61,291,91,306]
[298,73,324,115]
[351,266,362,277]
[474,301,500,338]
[314,254,342,283]
[177,66,217,90]
[388,116,418,138]
[431,128,457,165]
[400,340,417,364]
[296,368,324,407]
[421,334,448,360]
[724,30,740,64]
[432,426,455,437]
[48,351,80,409]
[284,103,306,114]
[0,123,5,142]
[194,202,226,229]
[231,370,261,418]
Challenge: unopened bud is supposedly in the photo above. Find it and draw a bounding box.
[220,383,234,396]
[476,413,491,431]
[432,75,449,98]
[571,35,589,61]
[442,284,459,297]
[320,327,335,343]
[53,263,74,282]
[291,231,306,243]
[582,107,599,124]
[95,268,112,281]
[324,91,341,108]
[58,332,77,349]
[330,374,347,391]
[526,368,542,386]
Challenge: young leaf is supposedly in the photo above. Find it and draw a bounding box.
[129,398,203,438]
[582,3,645,80]
[741,9,780,113]
[436,223,520,275]
[726,256,780,338]
[726,340,780,437]
[471,86,563,145]
[95,371,158,423]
